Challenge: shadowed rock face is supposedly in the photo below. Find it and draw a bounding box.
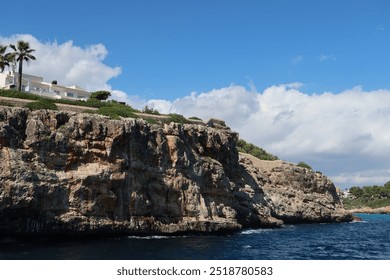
[238,154,352,224]
[0,107,352,237]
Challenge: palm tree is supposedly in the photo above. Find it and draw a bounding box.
[0,44,10,73]
[9,40,36,91]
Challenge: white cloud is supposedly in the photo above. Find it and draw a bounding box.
[291,55,304,65]
[0,34,121,92]
[148,84,390,188]
[320,54,336,62]
[146,99,174,114]
[333,169,390,187]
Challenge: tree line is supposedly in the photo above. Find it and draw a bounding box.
[348,181,390,199]
[0,40,36,91]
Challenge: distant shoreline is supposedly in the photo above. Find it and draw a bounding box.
[348,206,390,214]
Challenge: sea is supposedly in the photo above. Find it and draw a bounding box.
[1,214,389,260]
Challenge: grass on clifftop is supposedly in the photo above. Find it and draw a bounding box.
[0,89,130,108]
[25,99,58,111]
[0,89,40,100]
[97,103,138,119]
[237,139,278,161]
[0,89,138,118]
[0,89,194,123]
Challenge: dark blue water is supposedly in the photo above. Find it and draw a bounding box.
[1,214,389,260]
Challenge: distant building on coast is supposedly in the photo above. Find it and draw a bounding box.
[0,71,90,100]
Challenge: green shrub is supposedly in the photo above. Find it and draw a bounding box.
[164,113,189,124]
[142,105,160,115]
[349,186,364,198]
[85,98,107,108]
[144,117,159,125]
[97,104,137,119]
[89,90,111,101]
[343,197,390,210]
[0,101,14,107]
[25,99,57,111]
[0,89,40,100]
[189,116,202,121]
[237,139,278,161]
[297,161,312,170]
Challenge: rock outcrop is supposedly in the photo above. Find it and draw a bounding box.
[239,154,352,223]
[0,106,352,237]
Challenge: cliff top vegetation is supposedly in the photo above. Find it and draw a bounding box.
[0,89,191,124]
[237,139,278,161]
[342,182,390,209]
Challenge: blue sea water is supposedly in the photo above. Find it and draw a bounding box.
[1,214,389,260]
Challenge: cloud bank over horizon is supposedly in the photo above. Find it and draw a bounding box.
[1,34,389,188]
[147,84,390,188]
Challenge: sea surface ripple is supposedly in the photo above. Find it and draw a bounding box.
[1,214,389,260]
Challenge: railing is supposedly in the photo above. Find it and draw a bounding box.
[29,89,62,99]
[29,89,88,101]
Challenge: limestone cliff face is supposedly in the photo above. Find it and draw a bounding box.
[239,154,350,223]
[0,107,352,237]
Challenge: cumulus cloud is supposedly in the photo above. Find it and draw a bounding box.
[319,54,336,62]
[0,34,121,92]
[148,85,260,128]
[147,84,390,188]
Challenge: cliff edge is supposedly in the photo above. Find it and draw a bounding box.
[0,107,352,237]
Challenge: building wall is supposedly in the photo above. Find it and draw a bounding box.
[0,73,14,88]
[0,72,90,100]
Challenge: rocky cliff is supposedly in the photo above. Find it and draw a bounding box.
[0,106,352,237]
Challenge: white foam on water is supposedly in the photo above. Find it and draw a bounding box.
[127,235,175,240]
[240,228,270,235]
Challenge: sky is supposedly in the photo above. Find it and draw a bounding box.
[1,0,390,188]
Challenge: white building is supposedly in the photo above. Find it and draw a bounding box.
[0,72,90,100]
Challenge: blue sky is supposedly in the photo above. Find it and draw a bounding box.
[1,0,390,188]
[3,0,390,98]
